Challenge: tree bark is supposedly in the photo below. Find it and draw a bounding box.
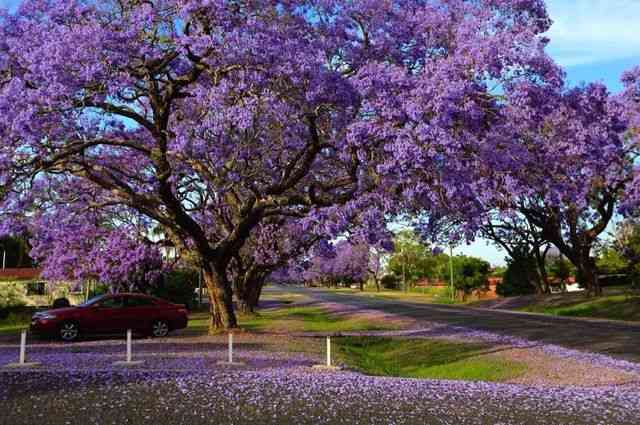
[237,277,265,314]
[203,264,238,332]
[577,257,601,297]
[373,276,380,292]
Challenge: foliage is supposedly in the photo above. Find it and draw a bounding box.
[547,256,574,284]
[0,0,562,329]
[0,282,27,310]
[0,236,33,268]
[380,274,400,290]
[454,256,491,297]
[498,256,539,297]
[151,269,197,308]
[596,246,629,275]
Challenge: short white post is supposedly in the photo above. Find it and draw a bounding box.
[217,331,244,366]
[326,336,331,367]
[5,329,40,368]
[126,329,132,363]
[113,329,143,366]
[19,330,26,365]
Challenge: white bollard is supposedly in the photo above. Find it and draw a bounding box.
[312,335,339,370]
[19,330,26,364]
[113,329,143,366]
[217,332,245,366]
[126,329,132,363]
[5,329,40,368]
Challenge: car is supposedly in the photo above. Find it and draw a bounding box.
[30,293,189,342]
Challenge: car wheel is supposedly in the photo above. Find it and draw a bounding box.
[151,320,169,338]
[59,321,80,342]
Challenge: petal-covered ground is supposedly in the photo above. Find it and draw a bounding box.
[1,325,640,425]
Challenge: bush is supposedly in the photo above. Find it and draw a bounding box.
[380,274,400,290]
[455,257,490,298]
[0,282,28,310]
[498,256,539,297]
[150,269,197,309]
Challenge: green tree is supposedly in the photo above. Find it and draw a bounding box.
[453,256,490,300]
[498,256,539,297]
[0,236,33,268]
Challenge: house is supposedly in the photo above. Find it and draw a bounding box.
[0,268,85,306]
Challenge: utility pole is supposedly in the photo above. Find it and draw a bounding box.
[401,246,406,293]
[449,245,454,301]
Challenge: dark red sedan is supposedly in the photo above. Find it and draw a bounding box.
[31,293,189,341]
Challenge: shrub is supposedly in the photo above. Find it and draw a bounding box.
[0,282,28,310]
[455,257,490,298]
[151,269,197,308]
[498,256,539,297]
[380,274,400,290]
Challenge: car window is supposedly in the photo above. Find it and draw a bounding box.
[96,297,124,309]
[126,296,155,307]
[79,295,106,307]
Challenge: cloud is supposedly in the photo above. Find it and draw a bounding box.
[545,0,640,67]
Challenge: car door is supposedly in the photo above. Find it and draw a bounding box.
[89,295,127,334]
[122,295,158,332]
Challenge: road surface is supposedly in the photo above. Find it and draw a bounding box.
[270,285,640,363]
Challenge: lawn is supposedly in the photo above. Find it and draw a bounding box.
[0,311,31,336]
[329,286,459,305]
[336,336,527,382]
[188,305,401,334]
[519,293,640,322]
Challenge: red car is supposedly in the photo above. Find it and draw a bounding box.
[31,293,189,341]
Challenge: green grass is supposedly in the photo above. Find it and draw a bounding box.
[520,294,640,321]
[186,305,400,334]
[336,337,527,382]
[0,311,31,336]
[241,306,399,333]
[331,287,459,305]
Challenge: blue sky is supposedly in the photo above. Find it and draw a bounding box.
[2,0,639,264]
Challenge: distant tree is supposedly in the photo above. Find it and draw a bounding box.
[481,215,551,294]
[0,236,33,268]
[614,219,640,287]
[548,255,574,289]
[498,256,539,297]
[454,257,490,300]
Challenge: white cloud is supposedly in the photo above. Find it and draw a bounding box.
[545,0,640,67]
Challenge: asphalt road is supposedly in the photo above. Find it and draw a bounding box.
[271,285,640,363]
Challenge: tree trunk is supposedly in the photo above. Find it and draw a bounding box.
[203,264,238,332]
[578,258,601,297]
[373,276,380,292]
[534,247,551,294]
[359,281,364,291]
[237,277,265,314]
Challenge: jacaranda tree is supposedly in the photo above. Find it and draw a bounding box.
[0,0,557,329]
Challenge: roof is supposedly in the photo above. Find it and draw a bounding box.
[0,268,42,281]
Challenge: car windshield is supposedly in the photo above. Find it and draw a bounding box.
[78,295,107,307]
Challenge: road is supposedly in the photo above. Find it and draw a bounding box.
[270,285,640,363]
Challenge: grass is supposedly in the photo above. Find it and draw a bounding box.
[0,311,31,336]
[520,294,640,321]
[336,336,527,382]
[330,286,459,305]
[187,305,400,334]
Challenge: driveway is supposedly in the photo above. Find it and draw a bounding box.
[271,285,640,363]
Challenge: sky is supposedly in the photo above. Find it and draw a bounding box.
[1,0,639,265]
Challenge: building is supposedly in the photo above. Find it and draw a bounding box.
[0,268,85,306]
